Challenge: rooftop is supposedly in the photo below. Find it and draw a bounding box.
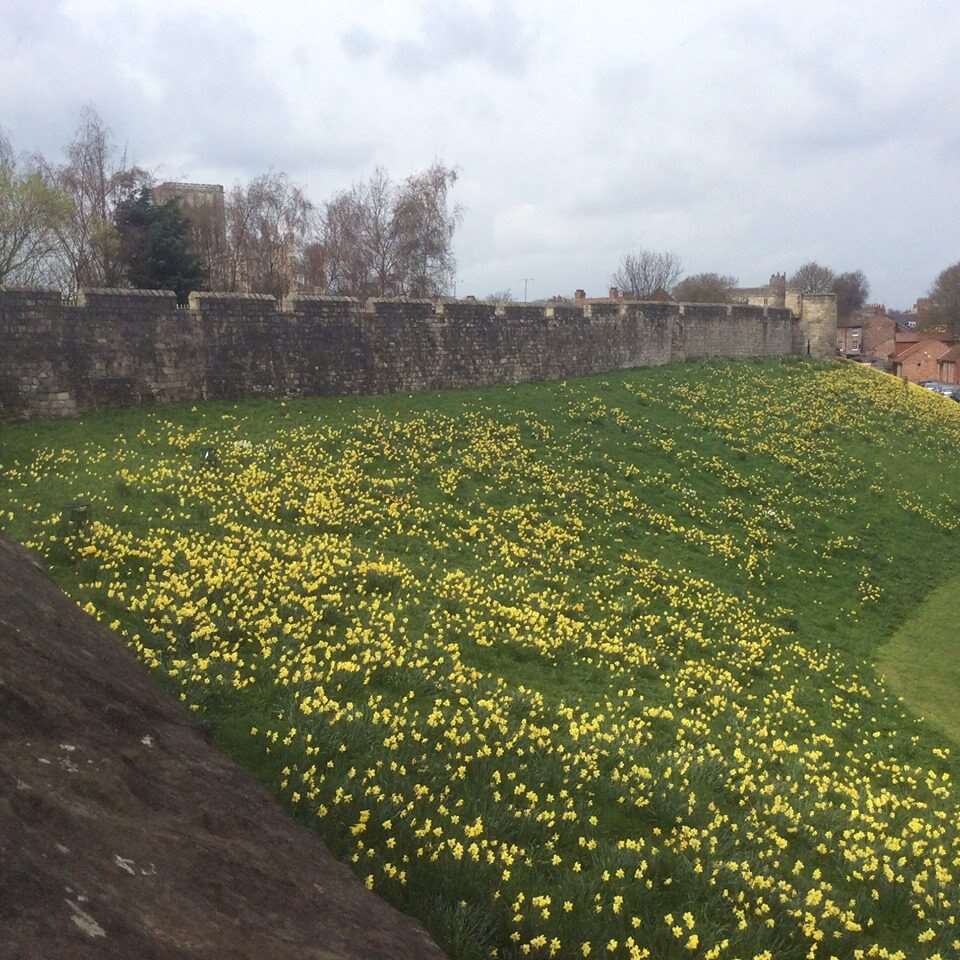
[154,181,225,193]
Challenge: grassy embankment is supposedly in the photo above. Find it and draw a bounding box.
[1,358,959,960]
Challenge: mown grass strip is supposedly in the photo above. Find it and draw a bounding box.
[878,571,960,745]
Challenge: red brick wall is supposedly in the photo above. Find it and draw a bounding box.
[895,340,951,382]
[862,311,896,359]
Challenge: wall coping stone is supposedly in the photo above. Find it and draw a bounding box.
[0,286,63,295]
[188,291,278,308]
[545,305,588,318]
[678,302,733,312]
[0,287,63,304]
[366,297,436,306]
[286,294,360,303]
[0,286,800,318]
[435,301,504,317]
[80,288,177,302]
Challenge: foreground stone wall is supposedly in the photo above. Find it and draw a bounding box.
[680,303,794,360]
[0,288,797,420]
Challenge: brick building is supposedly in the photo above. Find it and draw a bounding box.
[836,304,896,364]
[890,329,956,382]
[937,345,960,385]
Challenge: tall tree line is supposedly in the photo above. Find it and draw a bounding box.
[0,107,460,301]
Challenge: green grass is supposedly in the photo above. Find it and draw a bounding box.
[878,571,960,745]
[2,358,960,959]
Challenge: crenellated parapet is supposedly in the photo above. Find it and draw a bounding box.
[0,287,800,420]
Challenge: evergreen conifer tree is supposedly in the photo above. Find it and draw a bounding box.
[115,188,206,301]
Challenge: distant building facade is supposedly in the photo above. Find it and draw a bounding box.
[937,345,960,385]
[890,329,956,382]
[836,304,896,365]
[730,273,788,308]
[152,182,227,287]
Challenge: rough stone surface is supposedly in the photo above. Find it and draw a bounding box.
[793,293,838,359]
[0,289,800,420]
[0,534,447,960]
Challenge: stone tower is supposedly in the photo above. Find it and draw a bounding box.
[793,293,838,358]
[767,273,787,308]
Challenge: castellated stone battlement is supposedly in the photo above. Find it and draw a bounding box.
[0,287,832,420]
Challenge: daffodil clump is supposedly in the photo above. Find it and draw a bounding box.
[2,359,960,960]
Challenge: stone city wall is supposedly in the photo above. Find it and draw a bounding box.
[0,288,800,420]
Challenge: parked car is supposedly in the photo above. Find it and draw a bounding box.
[918,381,960,400]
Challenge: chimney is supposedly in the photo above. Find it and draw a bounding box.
[575,288,586,301]
[608,286,620,300]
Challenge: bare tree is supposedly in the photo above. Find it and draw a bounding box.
[223,182,255,293]
[789,261,835,294]
[831,270,869,319]
[393,162,460,297]
[315,185,367,295]
[181,196,227,290]
[300,170,393,297]
[362,167,400,296]
[484,289,513,303]
[38,107,151,294]
[0,132,11,171]
[224,172,313,298]
[671,272,738,303]
[611,249,682,299]
[300,240,328,293]
[314,162,460,299]
[0,129,71,286]
[925,261,960,337]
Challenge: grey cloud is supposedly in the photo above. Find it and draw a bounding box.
[387,0,533,78]
[763,53,917,156]
[774,123,900,155]
[341,26,380,60]
[0,6,373,182]
[2,0,63,44]
[937,134,960,165]
[566,173,709,221]
[592,63,651,105]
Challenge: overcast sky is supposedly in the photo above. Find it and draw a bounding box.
[2,0,958,306]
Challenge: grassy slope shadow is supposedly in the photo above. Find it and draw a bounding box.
[878,570,960,745]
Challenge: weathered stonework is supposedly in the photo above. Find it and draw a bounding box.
[792,294,838,359]
[731,276,838,360]
[0,288,801,421]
